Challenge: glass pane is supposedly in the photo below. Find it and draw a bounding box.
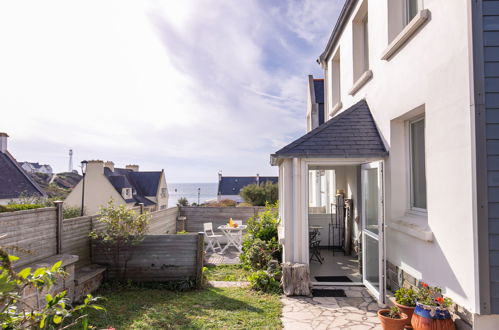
[365,168,378,235]
[411,119,427,209]
[365,234,380,291]
[407,0,418,23]
[363,16,369,71]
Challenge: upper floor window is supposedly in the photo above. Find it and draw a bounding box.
[409,116,426,210]
[404,0,420,26]
[331,49,341,113]
[161,187,167,197]
[352,1,369,82]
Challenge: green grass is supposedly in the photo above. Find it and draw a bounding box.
[83,286,282,329]
[204,265,253,281]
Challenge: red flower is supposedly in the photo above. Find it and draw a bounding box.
[422,282,428,288]
[436,297,444,304]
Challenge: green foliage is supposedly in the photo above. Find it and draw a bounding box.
[0,249,103,329]
[248,270,281,294]
[177,197,189,207]
[204,199,237,207]
[203,265,252,282]
[0,204,45,213]
[388,306,402,319]
[90,199,150,281]
[394,287,417,307]
[62,206,82,219]
[239,182,278,206]
[241,238,279,271]
[246,203,279,242]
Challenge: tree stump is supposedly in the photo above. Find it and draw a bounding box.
[281,262,311,296]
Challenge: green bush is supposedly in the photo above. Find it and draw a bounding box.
[394,287,417,307]
[177,197,189,207]
[63,206,83,219]
[240,182,278,206]
[241,238,279,270]
[248,270,281,294]
[0,204,44,213]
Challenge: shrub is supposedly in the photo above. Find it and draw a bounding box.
[204,199,237,207]
[90,199,150,281]
[248,270,281,294]
[237,202,253,207]
[63,206,83,219]
[177,197,189,207]
[240,182,278,206]
[241,238,279,270]
[0,204,44,213]
[246,203,279,242]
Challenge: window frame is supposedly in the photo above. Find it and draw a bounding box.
[403,0,421,26]
[408,115,427,213]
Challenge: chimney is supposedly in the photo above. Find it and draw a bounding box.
[256,173,260,185]
[0,132,8,153]
[126,164,139,172]
[104,161,115,172]
[218,170,223,182]
[86,160,104,175]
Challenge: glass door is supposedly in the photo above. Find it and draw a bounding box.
[361,161,385,303]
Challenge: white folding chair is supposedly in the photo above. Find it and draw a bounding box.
[203,222,223,253]
[233,220,244,245]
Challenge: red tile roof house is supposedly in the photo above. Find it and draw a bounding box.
[0,133,46,205]
[271,1,499,329]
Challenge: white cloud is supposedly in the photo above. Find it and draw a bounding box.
[0,0,344,182]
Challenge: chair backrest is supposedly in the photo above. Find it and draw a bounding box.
[203,222,214,235]
[234,220,243,226]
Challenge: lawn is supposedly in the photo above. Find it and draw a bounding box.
[204,264,253,281]
[83,286,282,329]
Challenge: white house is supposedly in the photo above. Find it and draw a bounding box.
[18,161,53,175]
[64,160,168,215]
[271,1,499,328]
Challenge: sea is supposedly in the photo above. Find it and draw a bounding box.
[168,182,218,206]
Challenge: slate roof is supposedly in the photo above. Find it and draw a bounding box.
[313,79,324,104]
[218,176,278,196]
[103,167,161,206]
[0,152,46,199]
[272,100,388,160]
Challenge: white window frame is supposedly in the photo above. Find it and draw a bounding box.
[408,116,427,213]
[403,0,422,26]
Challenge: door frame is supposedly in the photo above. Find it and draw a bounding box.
[361,160,386,304]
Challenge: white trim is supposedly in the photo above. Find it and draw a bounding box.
[408,116,427,211]
[349,70,373,96]
[381,9,430,61]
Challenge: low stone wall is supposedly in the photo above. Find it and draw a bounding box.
[92,234,204,285]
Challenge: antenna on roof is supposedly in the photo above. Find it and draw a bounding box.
[68,149,73,172]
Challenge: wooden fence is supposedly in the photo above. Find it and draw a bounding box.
[92,234,204,284]
[179,206,266,232]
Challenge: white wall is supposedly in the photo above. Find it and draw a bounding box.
[320,0,476,312]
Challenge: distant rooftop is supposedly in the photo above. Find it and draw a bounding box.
[218,176,278,196]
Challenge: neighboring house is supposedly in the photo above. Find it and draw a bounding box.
[271,1,499,328]
[18,161,53,175]
[217,173,278,202]
[0,133,46,204]
[306,76,325,132]
[64,160,168,215]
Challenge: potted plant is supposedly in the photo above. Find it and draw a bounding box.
[412,282,455,330]
[377,306,409,330]
[394,287,417,328]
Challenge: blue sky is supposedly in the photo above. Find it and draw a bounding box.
[0,0,344,182]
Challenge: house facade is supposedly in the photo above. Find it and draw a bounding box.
[64,160,168,215]
[0,133,46,204]
[272,1,499,328]
[217,172,278,202]
[18,161,53,175]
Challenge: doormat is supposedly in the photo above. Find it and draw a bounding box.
[312,289,347,297]
[315,276,353,282]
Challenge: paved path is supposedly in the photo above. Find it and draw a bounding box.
[281,286,381,330]
[208,281,250,288]
[204,247,241,265]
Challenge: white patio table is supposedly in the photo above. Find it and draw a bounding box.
[218,224,247,253]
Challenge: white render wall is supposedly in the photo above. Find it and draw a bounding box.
[321,0,476,312]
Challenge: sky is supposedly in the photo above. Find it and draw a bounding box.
[0,0,345,182]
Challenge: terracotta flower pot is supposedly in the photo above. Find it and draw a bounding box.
[377,309,409,330]
[411,302,455,330]
[394,302,415,329]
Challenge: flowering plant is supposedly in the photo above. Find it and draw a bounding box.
[416,282,453,308]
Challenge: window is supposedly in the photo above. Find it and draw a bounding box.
[161,188,167,198]
[352,1,369,82]
[409,117,426,210]
[331,49,341,113]
[404,0,420,26]
[362,16,369,72]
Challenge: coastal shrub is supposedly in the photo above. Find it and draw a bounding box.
[241,238,279,270]
[177,197,189,207]
[240,182,278,206]
[63,206,83,219]
[0,204,44,213]
[205,199,236,207]
[248,270,281,294]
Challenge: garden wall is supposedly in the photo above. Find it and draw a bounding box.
[179,206,265,232]
[92,233,203,284]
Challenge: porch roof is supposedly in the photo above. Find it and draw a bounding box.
[271,100,388,163]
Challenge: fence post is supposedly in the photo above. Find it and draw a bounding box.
[139,203,144,214]
[177,216,187,232]
[54,201,63,254]
[195,232,204,288]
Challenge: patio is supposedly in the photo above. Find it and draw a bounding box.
[281,286,381,330]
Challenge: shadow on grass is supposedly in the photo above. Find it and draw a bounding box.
[84,286,272,329]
